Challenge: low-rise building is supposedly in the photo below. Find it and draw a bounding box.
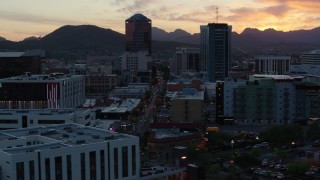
[171,88,204,123]
[147,123,203,163]
[0,123,140,180]
[100,99,141,121]
[108,87,146,99]
[0,108,92,130]
[255,56,291,75]
[0,73,85,109]
[85,74,120,95]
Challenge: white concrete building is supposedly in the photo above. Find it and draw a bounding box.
[69,64,86,75]
[255,56,291,75]
[0,123,140,180]
[121,51,152,71]
[301,49,320,65]
[0,108,92,130]
[0,73,85,109]
[290,50,320,76]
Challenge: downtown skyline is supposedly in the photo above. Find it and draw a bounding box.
[1,0,319,41]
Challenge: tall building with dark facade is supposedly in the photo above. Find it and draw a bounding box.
[0,50,44,78]
[125,14,152,55]
[200,23,231,82]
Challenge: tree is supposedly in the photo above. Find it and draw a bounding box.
[274,150,288,162]
[306,123,320,140]
[158,64,170,81]
[235,152,260,168]
[287,162,310,177]
[261,124,303,147]
[208,164,220,175]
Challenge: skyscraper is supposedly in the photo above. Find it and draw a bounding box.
[200,23,232,82]
[125,14,152,55]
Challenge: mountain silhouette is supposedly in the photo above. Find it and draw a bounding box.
[0,25,319,56]
[0,36,6,42]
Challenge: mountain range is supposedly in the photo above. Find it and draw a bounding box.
[0,25,320,56]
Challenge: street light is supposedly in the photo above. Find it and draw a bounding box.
[231,140,235,149]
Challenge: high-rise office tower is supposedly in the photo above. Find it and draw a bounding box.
[200,23,232,82]
[125,14,152,55]
[200,25,209,73]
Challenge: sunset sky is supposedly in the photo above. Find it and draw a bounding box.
[1,0,319,41]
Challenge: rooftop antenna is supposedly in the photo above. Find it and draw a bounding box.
[216,6,219,23]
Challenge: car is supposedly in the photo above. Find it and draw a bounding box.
[306,171,315,176]
[312,140,320,147]
[277,174,285,179]
[261,142,269,147]
[253,144,261,148]
[275,164,282,169]
[261,159,269,166]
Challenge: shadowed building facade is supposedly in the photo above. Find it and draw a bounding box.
[125,14,152,55]
[200,23,232,82]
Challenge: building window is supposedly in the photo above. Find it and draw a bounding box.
[29,161,35,180]
[132,145,136,175]
[90,151,97,179]
[55,156,62,180]
[67,155,72,180]
[81,153,86,180]
[100,150,105,180]
[16,162,24,180]
[114,148,118,179]
[38,120,65,124]
[122,146,128,177]
[45,158,50,180]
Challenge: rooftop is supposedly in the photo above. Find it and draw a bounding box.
[0,52,25,58]
[303,49,320,54]
[0,73,83,82]
[171,89,204,100]
[0,123,134,155]
[110,87,146,95]
[126,13,151,22]
[101,99,140,113]
[251,74,304,80]
[0,108,89,116]
[255,56,291,60]
[0,50,45,58]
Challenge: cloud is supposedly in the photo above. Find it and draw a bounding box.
[116,0,160,13]
[255,0,320,14]
[263,4,290,17]
[167,12,208,23]
[0,11,83,25]
[230,7,257,15]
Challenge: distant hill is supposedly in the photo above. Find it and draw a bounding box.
[0,25,193,57]
[152,27,200,44]
[23,36,39,41]
[241,27,320,44]
[41,25,125,52]
[0,25,320,57]
[152,27,320,47]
